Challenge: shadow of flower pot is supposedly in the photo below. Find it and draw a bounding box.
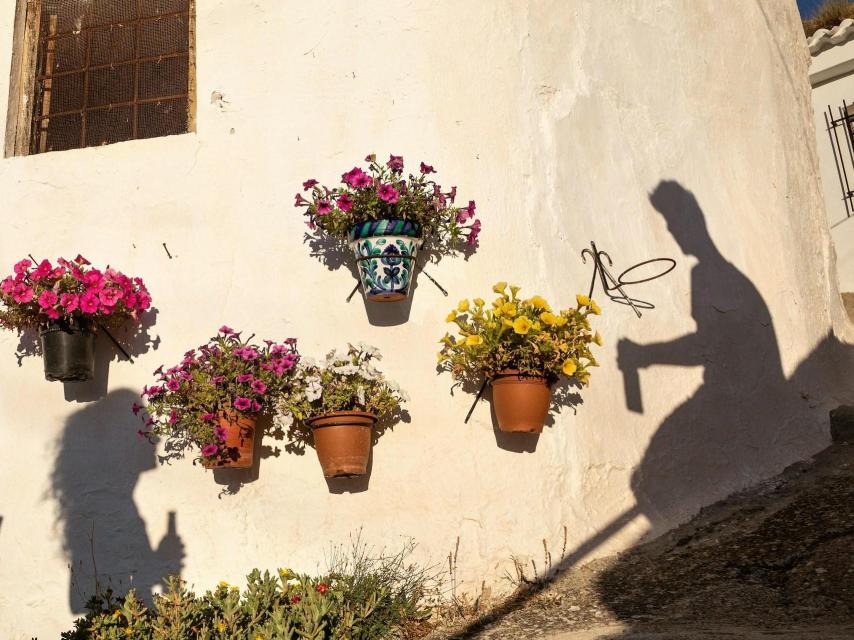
[10,308,161,403]
[63,334,111,403]
[324,451,372,494]
[304,231,465,326]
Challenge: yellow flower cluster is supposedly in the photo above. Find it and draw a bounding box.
[438,282,602,383]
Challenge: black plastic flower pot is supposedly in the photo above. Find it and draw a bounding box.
[39,325,96,382]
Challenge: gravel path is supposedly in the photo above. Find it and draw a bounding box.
[429,412,854,640]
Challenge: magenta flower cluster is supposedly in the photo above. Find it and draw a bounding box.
[136,327,299,462]
[0,255,151,329]
[295,153,481,248]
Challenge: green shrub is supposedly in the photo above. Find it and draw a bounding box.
[61,541,438,639]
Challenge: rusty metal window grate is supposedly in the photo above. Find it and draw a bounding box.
[825,100,854,225]
[7,0,195,156]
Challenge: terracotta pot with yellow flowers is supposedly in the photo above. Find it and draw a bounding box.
[438,282,602,433]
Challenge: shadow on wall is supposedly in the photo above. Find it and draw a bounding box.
[12,309,160,404]
[304,231,468,326]
[617,180,809,536]
[450,180,854,638]
[49,388,184,613]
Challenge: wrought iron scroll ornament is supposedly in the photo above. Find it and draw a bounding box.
[581,241,675,318]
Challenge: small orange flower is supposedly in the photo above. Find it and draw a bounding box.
[316,582,329,594]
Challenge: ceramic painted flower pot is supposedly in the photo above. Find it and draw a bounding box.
[490,370,552,433]
[202,413,256,469]
[39,325,96,382]
[349,219,422,302]
[307,410,377,477]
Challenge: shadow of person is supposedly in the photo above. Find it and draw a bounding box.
[617,180,798,536]
[444,182,852,639]
[588,180,842,633]
[49,388,184,612]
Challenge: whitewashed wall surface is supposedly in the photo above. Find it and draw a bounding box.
[1,1,852,637]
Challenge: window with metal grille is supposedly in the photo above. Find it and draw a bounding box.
[5,0,195,157]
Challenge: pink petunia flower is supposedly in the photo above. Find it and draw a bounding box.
[168,410,178,424]
[294,192,309,207]
[45,307,60,320]
[236,373,253,383]
[132,402,142,416]
[98,287,123,307]
[302,178,319,190]
[201,444,219,457]
[136,292,152,310]
[251,380,267,394]
[341,167,367,187]
[233,396,251,411]
[166,379,181,391]
[378,184,400,204]
[83,269,103,287]
[219,325,235,335]
[144,385,163,398]
[336,193,354,212]
[123,292,138,309]
[251,400,262,412]
[420,161,435,174]
[1,277,15,295]
[467,219,482,246]
[38,290,58,309]
[12,283,34,304]
[316,200,333,216]
[74,255,91,265]
[387,154,404,172]
[79,291,99,313]
[31,259,53,281]
[212,375,225,384]
[352,171,372,189]
[13,259,31,276]
[201,412,216,421]
[214,426,228,442]
[60,293,79,313]
[457,200,477,223]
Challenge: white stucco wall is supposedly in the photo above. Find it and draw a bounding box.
[810,35,854,292]
[0,1,850,637]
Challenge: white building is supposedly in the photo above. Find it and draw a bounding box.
[0,1,851,636]
[810,18,854,292]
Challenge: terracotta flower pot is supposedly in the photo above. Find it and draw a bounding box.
[202,413,256,469]
[307,411,377,477]
[349,219,423,302]
[490,370,552,433]
[39,325,96,382]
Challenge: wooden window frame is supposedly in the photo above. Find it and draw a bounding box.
[4,0,196,158]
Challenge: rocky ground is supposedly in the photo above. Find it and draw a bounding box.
[428,408,854,639]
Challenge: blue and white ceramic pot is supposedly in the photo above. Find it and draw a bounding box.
[348,219,423,302]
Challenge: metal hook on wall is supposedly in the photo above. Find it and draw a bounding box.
[581,241,676,318]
